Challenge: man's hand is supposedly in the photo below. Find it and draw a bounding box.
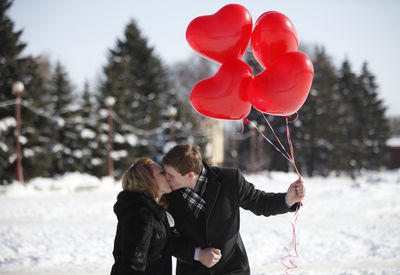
[198,248,222,268]
[286,179,306,205]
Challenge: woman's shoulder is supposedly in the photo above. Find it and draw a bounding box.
[115,190,165,221]
[114,191,151,214]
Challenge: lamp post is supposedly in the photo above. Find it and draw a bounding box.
[167,106,177,142]
[105,96,115,178]
[12,81,25,184]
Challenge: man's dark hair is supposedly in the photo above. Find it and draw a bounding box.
[162,144,203,175]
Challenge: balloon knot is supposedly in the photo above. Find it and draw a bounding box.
[287,112,299,123]
[243,118,250,124]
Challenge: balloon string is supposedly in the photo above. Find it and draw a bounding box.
[285,116,301,179]
[237,118,250,135]
[254,112,302,274]
[248,120,292,163]
[260,113,292,161]
[255,112,302,177]
[280,199,302,274]
[280,115,302,274]
[287,112,299,123]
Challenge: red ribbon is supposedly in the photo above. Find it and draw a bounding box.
[247,112,303,274]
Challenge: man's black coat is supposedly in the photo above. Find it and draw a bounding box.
[166,163,297,275]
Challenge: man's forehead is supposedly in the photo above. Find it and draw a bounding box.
[164,165,179,173]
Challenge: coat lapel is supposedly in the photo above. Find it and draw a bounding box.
[171,190,198,222]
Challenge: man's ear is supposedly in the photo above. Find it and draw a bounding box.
[187,171,196,180]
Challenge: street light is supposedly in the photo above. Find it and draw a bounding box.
[12,81,25,183]
[105,96,115,178]
[167,106,177,142]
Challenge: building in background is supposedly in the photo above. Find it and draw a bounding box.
[387,137,400,169]
[203,119,224,166]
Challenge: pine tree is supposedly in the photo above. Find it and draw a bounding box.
[98,20,170,177]
[18,58,55,180]
[389,116,400,136]
[358,62,390,169]
[0,0,52,183]
[73,81,106,175]
[50,62,79,175]
[294,46,341,176]
[166,55,217,159]
[0,0,26,183]
[336,59,367,173]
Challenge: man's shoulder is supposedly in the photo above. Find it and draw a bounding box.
[213,166,238,174]
[207,164,242,183]
[207,163,235,174]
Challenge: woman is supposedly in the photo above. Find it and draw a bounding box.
[110,157,221,275]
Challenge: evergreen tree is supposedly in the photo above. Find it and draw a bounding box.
[389,116,400,136]
[0,0,51,183]
[0,0,26,183]
[98,20,170,177]
[166,55,217,158]
[358,62,390,169]
[50,62,79,175]
[336,59,367,172]
[19,57,54,180]
[73,81,106,175]
[295,46,340,176]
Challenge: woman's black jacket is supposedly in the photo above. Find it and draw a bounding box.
[110,191,193,275]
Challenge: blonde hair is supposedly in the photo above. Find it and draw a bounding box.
[121,157,167,208]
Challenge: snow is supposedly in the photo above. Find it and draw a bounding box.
[387,137,400,147]
[80,129,96,139]
[0,117,16,127]
[1,170,400,274]
[125,134,138,146]
[0,117,16,135]
[0,142,9,152]
[113,133,125,144]
[110,150,128,160]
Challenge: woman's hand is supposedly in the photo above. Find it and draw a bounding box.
[198,248,222,268]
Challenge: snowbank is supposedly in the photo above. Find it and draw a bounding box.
[1,170,400,274]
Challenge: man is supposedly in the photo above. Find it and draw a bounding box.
[162,144,305,275]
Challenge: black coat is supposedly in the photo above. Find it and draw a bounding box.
[166,163,298,275]
[110,191,172,275]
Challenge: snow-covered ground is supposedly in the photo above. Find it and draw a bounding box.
[1,170,400,275]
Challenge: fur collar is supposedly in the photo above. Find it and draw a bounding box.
[114,191,165,220]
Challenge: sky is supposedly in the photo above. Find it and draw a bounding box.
[8,0,400,116]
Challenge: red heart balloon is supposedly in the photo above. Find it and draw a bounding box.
[191,60,253,120]
[251,11,298,69]
[248,52,314,116]
[186,4,253,64]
